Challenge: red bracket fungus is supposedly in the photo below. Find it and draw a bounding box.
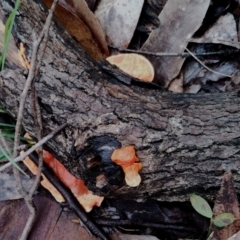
[23,151,104,212]
[111,145,142,187]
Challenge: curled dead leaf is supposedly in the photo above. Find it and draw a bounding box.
[42,0,108,61]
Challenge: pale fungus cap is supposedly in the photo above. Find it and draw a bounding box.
[111,145,142,187]
[106,53,154,82]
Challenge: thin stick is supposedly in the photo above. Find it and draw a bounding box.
[10,1,60,239]
[109,45,240,58]
[28,84,43,197]
[0,123,67,172]
[184,47,232,78]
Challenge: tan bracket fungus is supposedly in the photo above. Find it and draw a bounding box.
[111,145,142,187]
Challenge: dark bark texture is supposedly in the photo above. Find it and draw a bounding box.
[0,0,240,201]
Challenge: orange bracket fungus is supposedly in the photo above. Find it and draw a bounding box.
[111,145,142,187]
[106,53,154,82]
[23,150,104,212]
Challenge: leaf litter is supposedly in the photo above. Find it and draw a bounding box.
[3,0,240,239]
[95,0,144,48]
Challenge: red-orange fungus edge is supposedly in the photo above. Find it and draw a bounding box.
[24,150,104,212]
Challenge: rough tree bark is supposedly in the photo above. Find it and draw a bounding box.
[0,0,240,202]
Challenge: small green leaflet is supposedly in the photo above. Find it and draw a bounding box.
[190,194,213,218]
[0,0,21,71]
[213,213,235,228]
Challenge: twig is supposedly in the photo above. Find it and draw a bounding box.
[10,0,60,239]
[109,45,240,58]
[184,47,232,78]
[29,82,43,198]
[95,219,196,232]
[0,123,67,172]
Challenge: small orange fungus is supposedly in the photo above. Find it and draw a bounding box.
[106,53,154,82]
[111,145,142,187]
[23,150,104,212]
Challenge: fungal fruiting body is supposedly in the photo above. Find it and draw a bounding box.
[106,53,154,82]
[111,145,142,187]
[23,151,104,212]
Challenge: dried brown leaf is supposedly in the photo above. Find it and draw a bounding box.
[168,73,183,93]
[60,0,108,56]
[95,0,144,48]
[0,173,34,201]
[191,13,240,49]
[84,0,96,11]
[227,230,240,240]
[141,0,210,87]
[211,171,240,240]
[0,18,22,68]
[42,0,108,61]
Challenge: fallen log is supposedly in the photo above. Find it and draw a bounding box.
[0,0,240,202]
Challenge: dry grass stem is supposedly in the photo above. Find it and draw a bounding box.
[184,47,232,78]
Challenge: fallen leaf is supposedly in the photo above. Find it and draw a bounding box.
[191,13,240,49]
[0,173,34,201]
[227,230,240,240]
[84,0,96,11]
[168,73,183,93]
[95,0,144,48]
[0,19,22,68]
[59,0,108,56]
[211,171,240,240]
[182,58,237,93]
[141,0,210,87]
[42,0,108,61]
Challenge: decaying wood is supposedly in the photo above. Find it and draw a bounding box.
[0,0,240,202]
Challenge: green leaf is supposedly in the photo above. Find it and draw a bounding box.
[2,133,27,141]
[0,152,7,161]
[0,109,6,113]
[0,147,14,161]
[213,213,235,228]
[0,144,28,177]
[0,0,21,70]
[0,123,15,128]
[190,194,213,218]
